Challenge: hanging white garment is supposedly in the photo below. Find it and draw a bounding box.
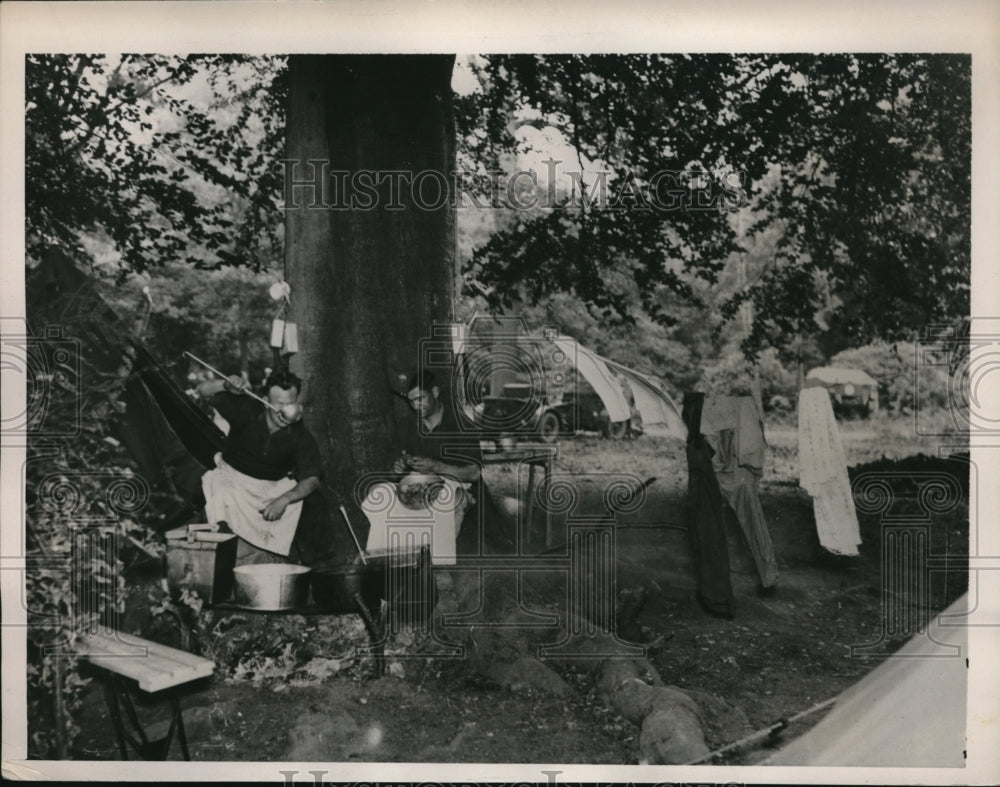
[797,387,861,556]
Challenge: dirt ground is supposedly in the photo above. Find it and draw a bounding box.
[71,413,969,765]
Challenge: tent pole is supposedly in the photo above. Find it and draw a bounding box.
[684,696,838,765]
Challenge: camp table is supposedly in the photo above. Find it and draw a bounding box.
[74,629,214,761]
[478,441,558,546]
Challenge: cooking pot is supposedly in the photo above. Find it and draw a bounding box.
[310,562,388,614]
[310,549,434,616]
[232,563,310,610]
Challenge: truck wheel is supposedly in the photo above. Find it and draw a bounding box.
[538,411,561,443]
[604,420,629,440]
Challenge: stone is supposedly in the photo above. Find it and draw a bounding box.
[650,685,704,721]
[683,688,752,747]
[487,656,572,697]
[608,677,655,724]
[639,707,710,764]
[598,657,663,700]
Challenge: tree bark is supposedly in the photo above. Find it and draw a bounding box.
[284,55,457,544]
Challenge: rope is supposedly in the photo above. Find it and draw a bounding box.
[684,695,839,765]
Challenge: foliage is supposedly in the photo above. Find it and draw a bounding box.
[24,312,162,758]
[28,53,970,374]
[26,54,286,275]
[100,264,281,384]
[457,54,970,358]
[699,347,797,403]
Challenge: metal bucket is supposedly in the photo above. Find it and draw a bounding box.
[232,563,311,610]
[310,548,433,619]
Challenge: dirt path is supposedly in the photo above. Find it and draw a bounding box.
[71,418,968,764]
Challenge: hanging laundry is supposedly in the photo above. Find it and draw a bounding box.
[797,387,862,556]
[710,419,779,590]
[701,394,767,471]
[681,394,735,617]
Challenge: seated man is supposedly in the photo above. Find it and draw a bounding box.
[388,370,514,556]
[197,369,323,565]
[393,371,479,484]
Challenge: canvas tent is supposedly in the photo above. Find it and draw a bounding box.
[549,334,686,440]
[26,251,224,528]
[606,359,688,439]
[763,592,968,767]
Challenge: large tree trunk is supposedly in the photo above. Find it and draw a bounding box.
[284,55,457,548]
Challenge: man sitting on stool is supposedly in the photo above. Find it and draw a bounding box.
[388,370,514,557]
[197,369,322,565]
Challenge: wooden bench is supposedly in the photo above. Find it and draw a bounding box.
[75,630,214,760]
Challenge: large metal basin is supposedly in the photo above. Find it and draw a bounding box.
[232,563,310,610]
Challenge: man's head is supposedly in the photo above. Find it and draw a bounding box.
[265,370,303,427]
[406,370,440,419]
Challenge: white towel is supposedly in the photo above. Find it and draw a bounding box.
[798,388,861,556]
[362,480,470,566]
[201,455,302,556]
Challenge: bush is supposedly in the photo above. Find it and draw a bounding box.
[25,310,162,758]
[699,347,796,405]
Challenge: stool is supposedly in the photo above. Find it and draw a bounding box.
[75,630,214,761]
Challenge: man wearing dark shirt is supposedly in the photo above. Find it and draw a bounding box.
[198,370,322,564]
[393,371,480,483]
[394,371,514,555]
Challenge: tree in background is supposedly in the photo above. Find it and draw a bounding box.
[26,54,285,274]
[459,54,969,363]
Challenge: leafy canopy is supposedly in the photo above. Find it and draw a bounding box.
[26,53,969,359]
[458,54,970,356]
[26,54,286,276]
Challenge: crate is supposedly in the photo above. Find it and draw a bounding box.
[165,526,237,605]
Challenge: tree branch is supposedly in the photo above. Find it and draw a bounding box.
[63,66,186,158]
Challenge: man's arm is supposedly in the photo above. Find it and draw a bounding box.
[405,455,480,484]
[261,476,320,521]
[196,375,248,398]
